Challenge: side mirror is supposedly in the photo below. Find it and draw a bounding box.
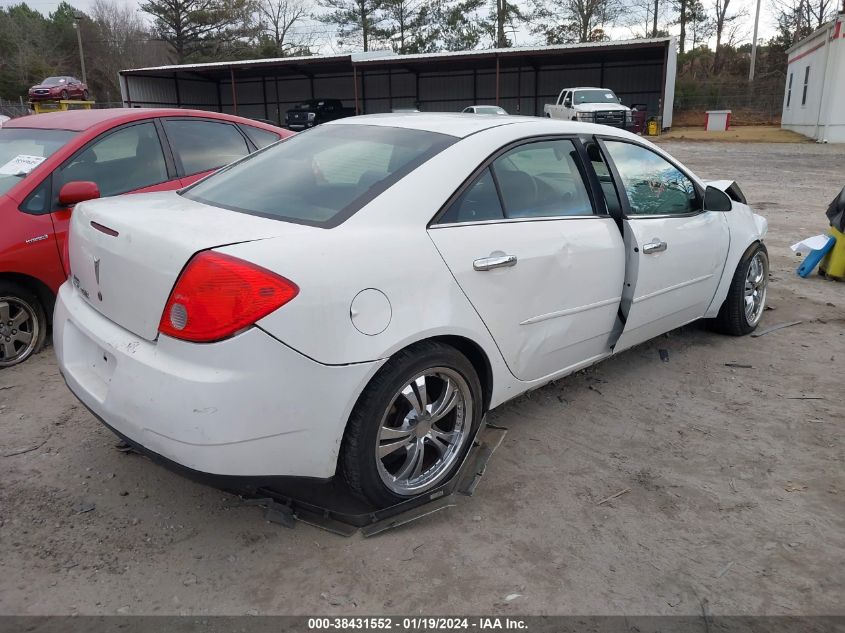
[704,185,732,212]
[59,181,100,207]
[563,100,572,108]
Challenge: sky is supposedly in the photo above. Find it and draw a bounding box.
[0,0,781,50]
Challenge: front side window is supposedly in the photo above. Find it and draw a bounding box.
[603,140,698,216]
[183,124,455,227]
[163,119,249,176]
[57,122,168,198]
[492,139,593,218]
[0,128,77,196]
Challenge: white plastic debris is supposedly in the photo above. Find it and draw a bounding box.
[791,235,832,256]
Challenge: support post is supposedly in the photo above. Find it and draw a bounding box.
[174,73,181,107]
[353,65,360,115]
[275,75,281,124]
[495,55,500,105]
[229,67,238,115]
[262,77,268,120]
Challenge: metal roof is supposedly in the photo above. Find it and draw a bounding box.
[122,37,673,76]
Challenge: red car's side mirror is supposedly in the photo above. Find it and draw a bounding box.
[58,181,100,206]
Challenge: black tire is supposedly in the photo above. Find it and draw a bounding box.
[0,281,47,368]
[61,90,68,100]
[82,89,89,100]
[710,243,769,336]
[340,341,483,508]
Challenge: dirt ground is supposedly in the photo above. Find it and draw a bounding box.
[658,126,811,143]
[1,141,844,617]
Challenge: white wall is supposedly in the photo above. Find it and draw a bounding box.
[782,15,845,142]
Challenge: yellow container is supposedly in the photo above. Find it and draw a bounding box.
[820,226,845,280]
[647,119,659,136]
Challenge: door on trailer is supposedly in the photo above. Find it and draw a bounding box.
[428,137,626,382]
[590,138,730,353]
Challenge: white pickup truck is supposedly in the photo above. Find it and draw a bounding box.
[544,87,632,129]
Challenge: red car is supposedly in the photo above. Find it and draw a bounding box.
[0,108,292,367]
[28,76,90,102]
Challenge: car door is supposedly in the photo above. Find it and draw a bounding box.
[562,91,574,119]
[48,120,177,273]
[595,137,730,353]
[428,137,626,382]
[160,118,251,187]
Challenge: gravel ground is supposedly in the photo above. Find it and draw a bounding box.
[1,140,844,616]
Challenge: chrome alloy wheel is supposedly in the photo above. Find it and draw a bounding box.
[375,367,473,496]
[0,296,39,367]
[744,251,768,327]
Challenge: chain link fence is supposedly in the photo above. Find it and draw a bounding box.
[673,92,784,126]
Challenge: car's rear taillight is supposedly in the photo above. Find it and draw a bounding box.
[158,251,298,343]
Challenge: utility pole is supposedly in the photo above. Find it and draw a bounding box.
[652,0,659,36]
[748,0,762,81]
[73,12,87,85]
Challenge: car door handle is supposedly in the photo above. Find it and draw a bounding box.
[642,240,667,254]
[473,255,517,271]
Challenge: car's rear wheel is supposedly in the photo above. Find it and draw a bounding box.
[710,243,768,336]
[0,282,47,368]
[341,341,483,507]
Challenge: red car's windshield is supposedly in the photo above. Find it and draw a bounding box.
[0,128,78,195]
[41,77,67,86]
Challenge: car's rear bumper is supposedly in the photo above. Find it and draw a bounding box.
[54,281,380,479]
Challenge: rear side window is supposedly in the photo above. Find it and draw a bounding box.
[439,168,503,224]
[239,124,281,149]
[492,140,594,218]
[183,124,456,228]
[57,122,168,197]
[163,119,249,176]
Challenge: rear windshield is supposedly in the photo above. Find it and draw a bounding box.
[0,128,77,195]
[183,124,456,228]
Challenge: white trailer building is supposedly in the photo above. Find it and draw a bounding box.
[781,13,845,142]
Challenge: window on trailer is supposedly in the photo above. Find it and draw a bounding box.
[802,66,810,106]
[786,73,793,108]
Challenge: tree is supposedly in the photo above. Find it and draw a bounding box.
[140,0,256,63]
[256,0,314,56]
[434,0,486,50]
[483,0,523,47]
[531,0,616,44]
[712,0,742,72]
[376,0,437,53]
[87,0,168,100]
[317,0,384,51]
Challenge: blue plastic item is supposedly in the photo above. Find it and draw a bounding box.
[796,234,836,277]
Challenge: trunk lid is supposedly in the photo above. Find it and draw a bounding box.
[68,191,304,341]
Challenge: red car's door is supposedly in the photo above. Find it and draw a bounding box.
[50,120,180,273]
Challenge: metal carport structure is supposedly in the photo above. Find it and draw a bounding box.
[119,37,676,128]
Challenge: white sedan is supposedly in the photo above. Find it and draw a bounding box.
[54,114,768,507]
